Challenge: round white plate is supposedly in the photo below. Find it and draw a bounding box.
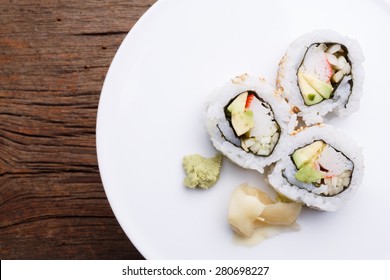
[96,0,390,259]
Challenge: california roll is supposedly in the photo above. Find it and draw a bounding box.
[277,30,365,125]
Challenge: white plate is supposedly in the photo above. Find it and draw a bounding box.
[96,0,390,259]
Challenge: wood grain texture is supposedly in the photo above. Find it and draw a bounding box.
[0,0,156,259]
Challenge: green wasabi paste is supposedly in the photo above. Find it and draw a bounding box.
[182,153,222,189]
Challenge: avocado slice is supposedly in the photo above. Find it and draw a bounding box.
[303,73,333,99]
[227,92,248,114]
[231,110,254,136]
[241,137,256,152]
[297,72,323,105]
[295,162,325,183]
[292,140,325,169]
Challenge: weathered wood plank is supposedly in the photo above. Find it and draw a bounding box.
[0,173,143,259]
[0,0,156,259]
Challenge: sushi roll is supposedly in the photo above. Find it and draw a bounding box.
[267,125,364,211]
[205,74,295,173]
[277,30,365,125]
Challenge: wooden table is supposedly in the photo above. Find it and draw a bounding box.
[0,0,156,259]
